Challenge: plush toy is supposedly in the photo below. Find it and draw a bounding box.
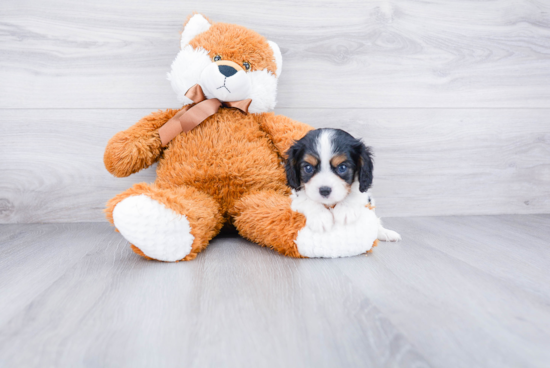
[104,14,379,261]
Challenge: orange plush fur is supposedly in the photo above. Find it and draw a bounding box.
[189,23,278,76]
[105,106,312,259]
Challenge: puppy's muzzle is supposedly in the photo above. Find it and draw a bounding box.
[319,186,332,198]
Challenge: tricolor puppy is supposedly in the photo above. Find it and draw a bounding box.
[285,128,401,241]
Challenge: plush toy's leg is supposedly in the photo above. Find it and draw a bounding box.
[231,190,379,259]
[231,190,306,258]
[105,183,223,262]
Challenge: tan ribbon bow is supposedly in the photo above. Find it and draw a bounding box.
[158,84,252,146]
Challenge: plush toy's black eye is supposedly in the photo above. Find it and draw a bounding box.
[337,164,348,174]
[243,61,251,71]
[213,55,222,62]
[303,164,314,174]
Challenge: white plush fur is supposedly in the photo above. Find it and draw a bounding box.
[200,64,252,102]
[112,195,195,262]
[267,41,282,78]
[180,14,212,48]
[247,69,278,113]
[167,46,212,105]
[291,189,378,258]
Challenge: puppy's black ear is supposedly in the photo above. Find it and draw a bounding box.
[357,142,374,192]
[285,143,303,190]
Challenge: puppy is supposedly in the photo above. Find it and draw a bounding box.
[285,128,401,242]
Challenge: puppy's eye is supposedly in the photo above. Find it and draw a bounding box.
[243,61,251,71]
[213,55,222,62]
[337,164,348,174]
[303,164,314,174]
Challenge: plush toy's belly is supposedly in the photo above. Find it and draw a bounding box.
[155,109,289,210]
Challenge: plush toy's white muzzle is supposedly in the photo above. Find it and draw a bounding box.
[199,62,252,102]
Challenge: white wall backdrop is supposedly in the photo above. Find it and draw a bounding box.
[1,0,549,223]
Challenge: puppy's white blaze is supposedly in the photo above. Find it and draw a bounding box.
[317,129,333,173]
[304,130,349,205]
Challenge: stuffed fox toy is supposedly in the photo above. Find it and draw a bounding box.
[104,14,379,261]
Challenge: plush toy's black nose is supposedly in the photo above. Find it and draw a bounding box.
[319,186,332,198]
[218,65,237,77]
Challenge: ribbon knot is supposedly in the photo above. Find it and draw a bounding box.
[158,84,252,146]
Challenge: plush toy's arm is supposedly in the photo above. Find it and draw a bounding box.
[256,112,314,156]
[104,108,182,177]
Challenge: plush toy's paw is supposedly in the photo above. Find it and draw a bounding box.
[295,207,379,258]
[306,209,334,232]
[378,227,402,242]
[331,202,363,225]
[112,195,195,262]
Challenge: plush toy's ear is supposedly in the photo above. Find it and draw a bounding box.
[181,14,212,48]
[267,40,283,78]
[284,143,303,190]
[357,143,374,192]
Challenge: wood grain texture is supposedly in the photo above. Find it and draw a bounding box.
[0,222,431,368]
[1,108,549,223]
[344,215,550,368]
[0,216,549,367]
[1,0,550,109]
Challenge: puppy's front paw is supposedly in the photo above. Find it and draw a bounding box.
[306,209,334,232]
[332,203,363,225]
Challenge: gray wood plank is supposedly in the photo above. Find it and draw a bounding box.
[1,0,550,109]
[1,216,549,367]
[0,109,157,223]
[0,223,121,327]
[1,108,549,223]
[335,215,550,368]
[0,223,430,368]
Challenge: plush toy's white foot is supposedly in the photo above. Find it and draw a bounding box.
[112,195,195,262]
[294,207,379,258]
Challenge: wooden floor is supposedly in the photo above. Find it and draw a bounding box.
[1,215,549,368]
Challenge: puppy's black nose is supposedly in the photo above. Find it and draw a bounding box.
[218,65,237,77]
[319,186,332,198]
